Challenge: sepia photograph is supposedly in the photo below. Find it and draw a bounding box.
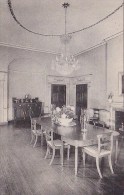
[0,0,124,194]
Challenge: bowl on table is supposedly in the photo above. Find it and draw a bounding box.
[58,118,73,125]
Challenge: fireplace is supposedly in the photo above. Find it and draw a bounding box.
[115,110,124,130]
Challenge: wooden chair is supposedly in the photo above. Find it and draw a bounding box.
[45,129,70,165]
[82,132,114,178]
[30,118,45,148]
[86,108,97,125]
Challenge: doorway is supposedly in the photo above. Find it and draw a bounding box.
[76,84,88,119]
[51,84,66,108]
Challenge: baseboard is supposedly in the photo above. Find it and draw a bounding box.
[8,120,14,124]
[0,121,8,125]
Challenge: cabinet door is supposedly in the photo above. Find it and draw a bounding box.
[31,103,42,117]
[13,104,25,120]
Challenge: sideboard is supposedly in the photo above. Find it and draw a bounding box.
[13,101,43,123]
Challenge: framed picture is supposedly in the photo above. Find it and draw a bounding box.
[118,72,124,95]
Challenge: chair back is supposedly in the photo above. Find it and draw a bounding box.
[45,129,54,146]
[97,131,113,154]
[31,118,37,132]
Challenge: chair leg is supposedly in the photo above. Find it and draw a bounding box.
[30,133,34,144]
[60,146,63,163]
[41,134,44,146]
[45,145,50,159]
[49,148,55,165]
[67,145,70,160]
[33,135,38,148]
[82,151,85,167]
[96,157,102,178]
[108,155,114,174]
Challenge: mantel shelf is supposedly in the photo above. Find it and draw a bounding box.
[113,107,124,112]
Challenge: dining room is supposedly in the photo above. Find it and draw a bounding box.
[0,0,124,194]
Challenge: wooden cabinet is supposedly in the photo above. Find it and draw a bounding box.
[13,101,42,122]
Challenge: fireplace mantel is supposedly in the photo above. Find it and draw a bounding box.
[113,107,124,112]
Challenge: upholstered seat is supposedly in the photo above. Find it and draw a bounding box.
[47,139,63,147]
[84,145,111,156]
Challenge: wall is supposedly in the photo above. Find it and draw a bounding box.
[0,46,57,120]
[8,59,46,120]
[0,72,7,123]
[107,35,123,129]
[0,34,123,122]
[70,34,123,111]
[107,35,123,108]
[71,45,106,109]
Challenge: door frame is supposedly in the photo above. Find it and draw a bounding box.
[46,75,92,113]
[51,84,66,107]
[76,83,88,120]
[76,83,88,108]
[69,75,92,110]
[46,75,70,112]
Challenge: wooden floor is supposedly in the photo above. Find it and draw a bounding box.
[0,122,124,195]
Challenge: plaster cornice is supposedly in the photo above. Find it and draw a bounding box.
[0,30,123,57]
[0,42,57,55]
[76,31,123,56]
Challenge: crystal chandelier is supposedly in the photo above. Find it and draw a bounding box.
[52,3,79,76]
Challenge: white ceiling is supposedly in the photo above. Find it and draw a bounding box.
[0,0,123,55]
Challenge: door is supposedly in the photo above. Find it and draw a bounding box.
[51,84,66,108]
[76,84,87,119]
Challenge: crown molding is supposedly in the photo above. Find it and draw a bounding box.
[75,31,123,56]
[0,71,8,73]
[8,69,45,75]
[0,30,123,57]
[0,42,58,55]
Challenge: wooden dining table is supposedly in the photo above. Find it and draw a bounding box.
[36,116,119,176]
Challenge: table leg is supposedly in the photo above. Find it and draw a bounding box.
[115,137,118,164]
[75,146,78,176]
[61,140,64,166]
